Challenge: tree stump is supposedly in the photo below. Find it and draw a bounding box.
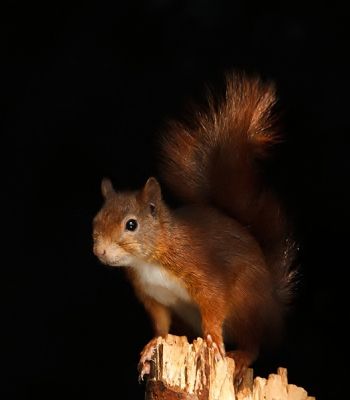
[144,334,315,400]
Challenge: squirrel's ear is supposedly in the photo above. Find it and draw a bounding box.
[101,178,114,199]
[141,177,162,216]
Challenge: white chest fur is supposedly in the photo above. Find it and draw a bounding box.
[129,257,192,307]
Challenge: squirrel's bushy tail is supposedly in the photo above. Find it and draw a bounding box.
[159,71,297,305]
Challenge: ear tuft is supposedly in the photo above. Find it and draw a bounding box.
[142,177,162,215]
[101,178,115,198]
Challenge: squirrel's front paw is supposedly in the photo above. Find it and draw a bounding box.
[138,337,158,382]
[205,334,226,361]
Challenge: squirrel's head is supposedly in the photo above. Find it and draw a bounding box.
[92,177,165,267]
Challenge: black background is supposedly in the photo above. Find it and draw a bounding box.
[1,1,349,399]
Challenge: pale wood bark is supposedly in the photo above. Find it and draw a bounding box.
[144,334,315,400]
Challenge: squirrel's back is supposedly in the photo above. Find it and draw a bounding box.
[159,72,297,306]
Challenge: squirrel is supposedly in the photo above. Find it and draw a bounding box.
[92,71,297,384]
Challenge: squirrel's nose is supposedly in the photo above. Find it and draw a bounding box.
[94,247,106,258]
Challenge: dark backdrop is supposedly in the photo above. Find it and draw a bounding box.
[1,1,349,399]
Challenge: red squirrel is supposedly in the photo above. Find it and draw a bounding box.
[92,72,297,383]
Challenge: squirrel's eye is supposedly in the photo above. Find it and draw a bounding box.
[125,219,138,231]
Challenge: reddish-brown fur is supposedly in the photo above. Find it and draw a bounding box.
[92,72,297,383]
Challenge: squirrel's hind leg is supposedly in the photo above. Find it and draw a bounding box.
[226,348,258,386]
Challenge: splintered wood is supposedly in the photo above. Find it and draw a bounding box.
[144,335,315,400]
